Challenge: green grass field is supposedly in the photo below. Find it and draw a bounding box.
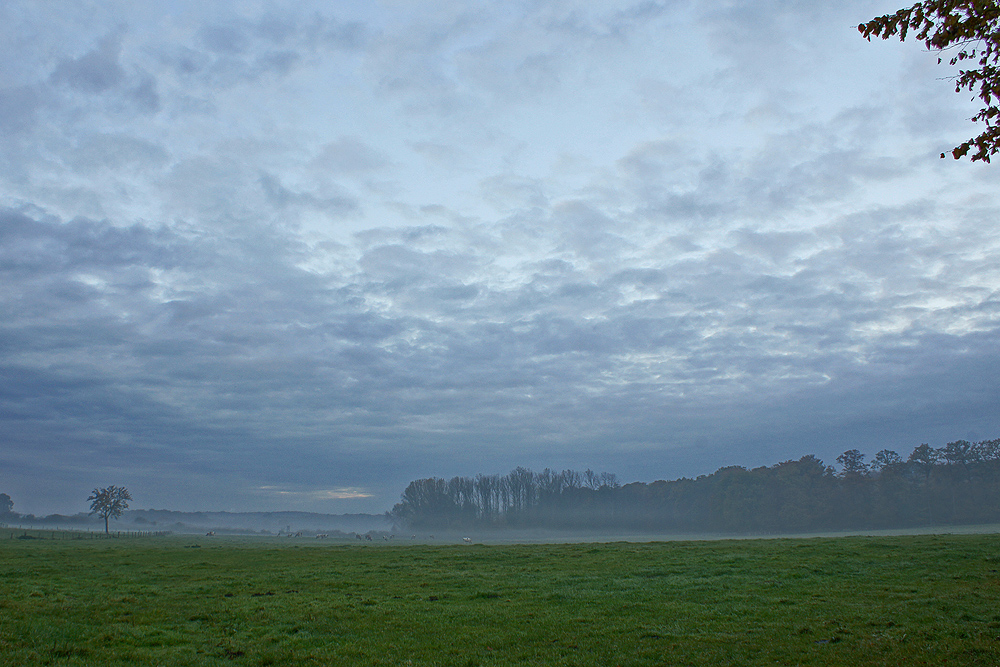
[2,532,999,666]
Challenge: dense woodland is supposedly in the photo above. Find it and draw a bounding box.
[390,439,1000,533]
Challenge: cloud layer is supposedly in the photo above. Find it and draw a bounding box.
[2,0,999,515]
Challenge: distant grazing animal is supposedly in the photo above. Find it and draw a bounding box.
[206,531,216,537]
[356,533,363,541]
[366,534,373,541]
[316,534,328,539]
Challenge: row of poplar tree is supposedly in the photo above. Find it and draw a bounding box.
[389,439,1000,533]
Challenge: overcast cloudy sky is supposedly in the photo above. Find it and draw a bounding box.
[2,0,999,516]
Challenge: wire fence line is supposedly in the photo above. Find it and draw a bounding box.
[3,527,172,540]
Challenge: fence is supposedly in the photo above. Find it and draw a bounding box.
[4,527,172,540]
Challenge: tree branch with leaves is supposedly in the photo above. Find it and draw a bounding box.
[859,0,1000,161]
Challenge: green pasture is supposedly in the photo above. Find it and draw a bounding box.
[1,532,999,666]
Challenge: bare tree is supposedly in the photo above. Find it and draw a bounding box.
[88,485,132,534]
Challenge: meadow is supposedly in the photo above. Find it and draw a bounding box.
[1,531,999,666]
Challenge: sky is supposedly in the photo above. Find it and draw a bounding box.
[2,0,999,517]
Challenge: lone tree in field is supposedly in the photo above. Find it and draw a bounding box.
[88,485,131,534]
[859,1,1000,161]
[0,492,13,516]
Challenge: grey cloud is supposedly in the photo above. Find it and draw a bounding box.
[431,284,479,301]
[0,208,181,273]
[67,133,169,173]
[616,140,690,181]
[515,53,560,93]
[364,8,534,114]
[456,42,563,98]
[314,138,391,174]
[619,118,911,230]
[257,50,300,75]
[610,267,669,288]
[371,62,462,116]
[162,157,238,213]
[259,173,360,217]
[480,174,549,210]
[447,2,679,106]
[0,85,43,134]
[539,1,676,43]
[703,0,844,79]
[321,310,406,345]
[616,144,732,223]
[198,14,343,66]
[739,147,904,215]
[50,29,127,94]
[302,14,369,51]
[128,74,161,113]
[164,157,288,221]
[159,12,367,89]
[199,24,251,55]
[731,228,818,264]
[635,78,702,125]
[410,141,468,169]
[158,45,210,76]
[550,200,631,259]
[358,244,478,289]
[253,11,369,51]
[204,50,301,84]
[354,224,451,250]
[254,14,299,45]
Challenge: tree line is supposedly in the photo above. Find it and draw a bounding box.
[0,485,131,535]
[389,439,1000,533]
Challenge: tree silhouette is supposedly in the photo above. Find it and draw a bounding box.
[837,449,870,477]
[88,485,131,534]
[390,440,1000,533]
[871,449,904,471]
